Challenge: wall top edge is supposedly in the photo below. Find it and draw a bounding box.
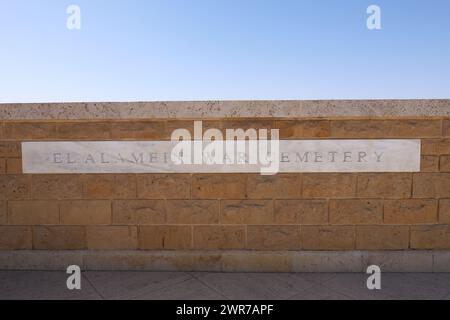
[1,99,450,120]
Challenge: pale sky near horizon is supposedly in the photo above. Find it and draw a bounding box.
[0,0,449,103]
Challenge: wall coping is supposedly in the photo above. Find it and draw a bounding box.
[1,99,450,120]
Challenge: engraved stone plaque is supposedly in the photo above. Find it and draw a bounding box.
[22,140,421,174]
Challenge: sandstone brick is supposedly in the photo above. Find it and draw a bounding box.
[275,120,330,138]
[413,173,450,198]
[221,200,273,224]
[329,199,383,225]
[411,225,450,249]
[6,158,22,174]
[302,226,355,250]
[55,122,111,139]
[0,142,21,157]
[165,120,195,140]
[87,226,138,250]
[112,200,165,225]
[139,225,192,249]
[303,173,356,198]
[0,175,29,200]
[331,120,441,138]
[439,139,450,154]
[246,174,301,199]
[30,175,82,199]
[247,225,301,250]
[421,156,439,172]
[0,201,6,224]
[421,139,440,155]
[0,159,5,174]
[4,122,57,140]
[84,174,136,199]
[384,199,438,224]
[166,200,219,224]
[422,139,450,155]
[0,226,32,249]
[60,200,111,225]
[168,120,273,141]
[110,121,166,139]
[444,120,450,137]
[137,174,190,199]
[440,155,450,172]
[357,173,412,198]
[193,226,245,250]
[192,174,246,199]
[439,199,450,223]
[273,200,328,225]
[8,200,59,225]
[33,226,86,250]
[356,226,409,250]
[202,120,275,139]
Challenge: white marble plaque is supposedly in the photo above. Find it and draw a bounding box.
[22,140,421,174]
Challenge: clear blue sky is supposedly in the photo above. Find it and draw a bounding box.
[0,0,449,103]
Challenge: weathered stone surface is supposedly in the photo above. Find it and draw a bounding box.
[0,175,29,200]
[331,120,441,138]
[303,174,357,198]
[247,225,301,250]
[112,200,166,225]
[0,201,6,225]
[6,158,22,174]
[84,174,136,199]
[193,226,245,250]
[166,200,219,224]
[413,173,450,198]
[301,226,355,250]
[221,200,273,224]
[60,200,111,225]
[440,155,450,172]
[384,199,438,224]
[439,199,450,223]
[357,173,412,198]
[0,142,21,157]
[274,200,328,225]
[1,100,450,120]
[137,174,190,199]
[329,199,383,225]
[8,200,59,225]
[421,156,439,172]
[192,174,246,199]
[0,159,5,174]
[356,226,409,250]
[0,226,32,249]
[411,225,450,249]
[139,225,192,250]
[246,174,301,199]
[33,226,86,250]
[30,175,82,199]
[87,226,138,250]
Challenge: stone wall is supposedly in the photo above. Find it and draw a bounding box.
[1,100,450,271]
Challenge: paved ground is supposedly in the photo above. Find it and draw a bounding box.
[0,271,449,300]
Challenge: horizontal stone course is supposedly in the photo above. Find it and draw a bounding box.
[33,226,86,250]
[355,226,409,250]
[330,120,442,138]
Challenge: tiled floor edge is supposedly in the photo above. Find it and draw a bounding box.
[0,250,447,273]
